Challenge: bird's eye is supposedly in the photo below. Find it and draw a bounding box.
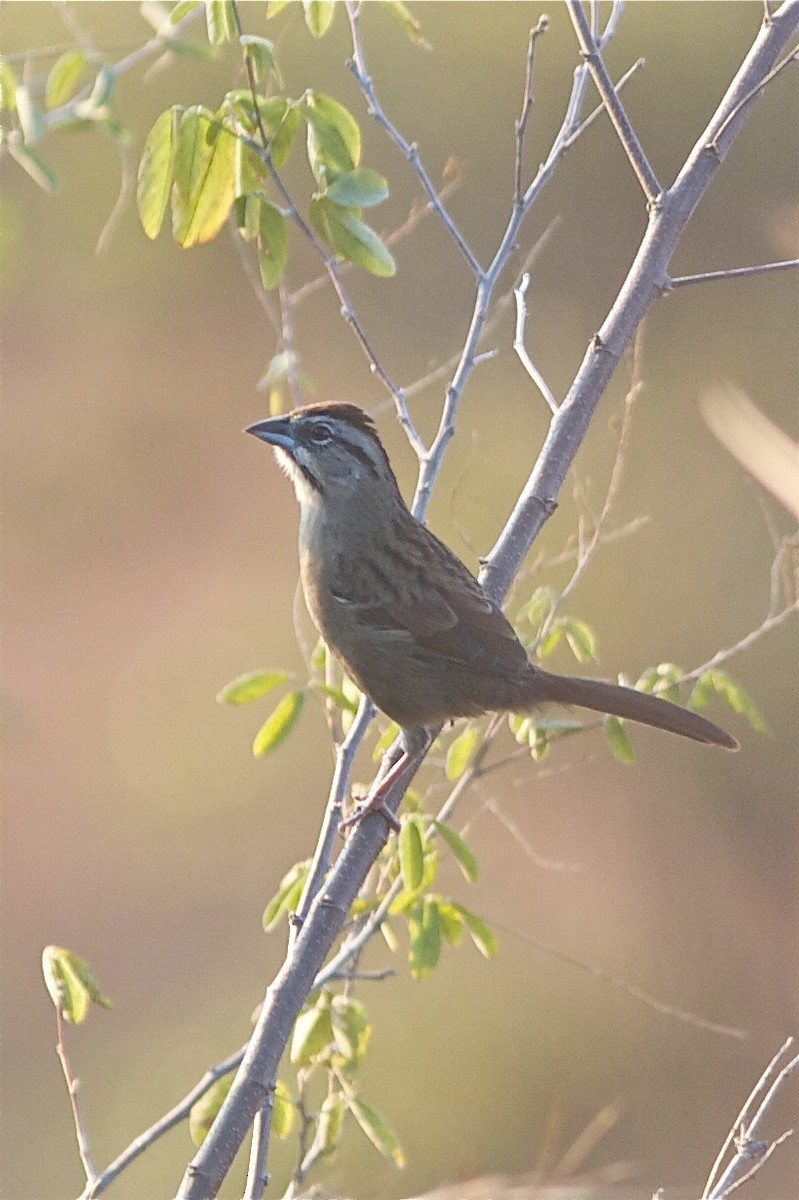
[307,422,333,445]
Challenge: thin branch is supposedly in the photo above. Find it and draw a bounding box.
[243,1099,272,1200]
[666,258,799,289]
[55,1006,97,1191]
[513,272,559,413]
[710,41,799,150]
[82,1047,246,1199]
[514,18,550,205]
[343,0,481,277]
[567,0,661,202]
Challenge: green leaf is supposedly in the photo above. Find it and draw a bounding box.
[217,669,291,705]
[172,106,236,248]
[304,90,361,184]
[170,0,204,22]
[257,201,288,289]
[691,670,768,733]
[636,662,684,704]
[290,999,333,1064]
[205,0,237,44]
[239,34,281,87]
[0,61,18,113]
[519,585,560,631]
[453,904,498,959]
[15,86,46,143]
[42,946,112,1024]
[302,0,335,38]
[399,817,425,892]
[189,1076,231,1145]
[137,107,178,239]
[87,66,116,111]
[382,0,431,49]
[536,624,563,659]
[272,1080,295,1138]
[315,1093,346,1158]
[266,0,292,16]
[348,1098,406,1167]
[604,715,635,764]
[434,821,479,883]
[262,860,309,930]
[437,900,464,946]
[444,724,481,780]
[45,51,87,109]
[560,617,597,664]
[324,166,389,208]
[331,995,371,1063]
[311,682,360,714]
[408,898,441,979]
[253,690,305,756]
[7,142,57,193]
[309,198,395,277]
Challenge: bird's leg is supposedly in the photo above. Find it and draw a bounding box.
[339,727,431,834]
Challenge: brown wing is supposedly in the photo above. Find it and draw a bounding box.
[328,522,530,680]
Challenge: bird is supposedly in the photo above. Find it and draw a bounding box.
[247,402,738,824]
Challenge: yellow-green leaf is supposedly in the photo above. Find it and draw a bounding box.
[348,1097,406,1167]
[304,90,361,183]
[691,669,768,733]
[205,0,236,44]
[172,106,236,248]
[290,999,333,1064]
[325,166,389,208]
[253,690,305,756]
[309,198,395,277]
[42,946,112,1024]
[399,817,424,892]
[331,995,371,1063]
[189,1076,231,1145]
[262,860,309,930]
[561,617,597,664]
[15,86,45,143]
[408,898,441,979]
[604,715,635,764]
[302,0,335,37]
[137,107,177,239]
[453,904,498,959]
[0,61,18,113]
[239,34,281,87]
[45,51,87,109]
[382,0,431,50]
[170,0,203,22]
[257,201,287,289]
[272,1080,295,1138]
[217,669,290,705]
[444,724,480,780]
[434,820,478,883]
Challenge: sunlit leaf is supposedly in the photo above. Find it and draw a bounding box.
[217,669,291,705]
[252,690,305,756]
[205,0,237,44]
[691,670,768,733]
[304,90,361,185]
[382,0,431,49]
[189,1076,231,1145]
[45,51,87,109]
[348,1097,406,1167]
[309,197,395,277]
[42,946,112,1024]
[434,821,479,883]
[172,106,236,248]
[452,904,498,959]
[603,715,635,764]
[331,995,371,1063]
[257,200,287,289]
[170,0,204,22]
[262,860,309,930]
[561,617,597,664]
[437,899,464,946]
[272,1079,295,1138]
[399,818,424,892]
[239,34,281,87]
[302,0,335,37]
[137,107,177,239]
[290,998,333,1064]
[325,166,389,208]
[15,86,45,143]
[0,61,18,113]
[408,897,441,979]
[444,724,481,780]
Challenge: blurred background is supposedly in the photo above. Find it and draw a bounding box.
[2,3,797,1198]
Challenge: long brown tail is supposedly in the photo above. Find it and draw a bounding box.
[531,668,739,750]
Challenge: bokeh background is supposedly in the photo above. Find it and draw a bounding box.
[2,3,798,1198]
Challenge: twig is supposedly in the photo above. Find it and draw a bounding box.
[514,19,550,205]
[666,258,799,289]
[710,42,799,150]
[55,1006,97,1191]
[567,0,662,203]
[344,0,481,277]
[703,1037,798,1198]
[513,273,559,413]
[243,1098,272,1200]
[82,1046,246,1198]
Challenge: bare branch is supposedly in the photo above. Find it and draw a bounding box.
[567,0,661,202]
[55,1006,97,1192]
[513,273,559,413]
[514,18,550,204]
[666,258,799,289]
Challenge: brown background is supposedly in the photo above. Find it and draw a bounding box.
[2,4,798,1198]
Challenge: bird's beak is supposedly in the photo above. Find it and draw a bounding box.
[245,416,296,452]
